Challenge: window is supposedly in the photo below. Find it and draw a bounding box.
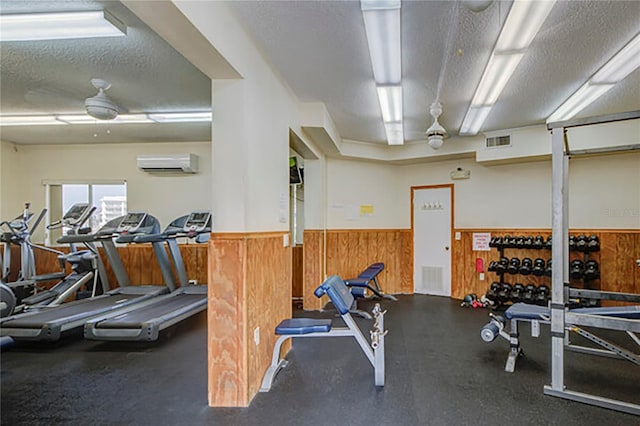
[46,181,127,244]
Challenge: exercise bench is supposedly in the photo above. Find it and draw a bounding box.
[345,263,397,319]
[260,275,386,392]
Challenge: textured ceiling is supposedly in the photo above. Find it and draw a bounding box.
[231,0,640,144]
[0,1,638,148]
[0,0,211,144]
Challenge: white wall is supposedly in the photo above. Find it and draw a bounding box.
[0,140,26,221]
[0,141,212,242]
[324,151,640,230]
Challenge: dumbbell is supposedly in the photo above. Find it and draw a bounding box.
[487,260,498,272]
[568,235,577,251]
[507,258,521,275]
[486,282,501,303]
[576,234,588,252]
[519,258,533,275]
[544,259,552,277]
[480,314,506,343]
[505,235,518,249]
[523,236,534,249]
[502,235,512,249]
[515,235,525,248]
[496,257,509,275]
[545,235,553,250]
[523,284,537,304]
[583,260,600,280]
[533,235,544,249]
[511,283,525,303]
[498,283,513,303]
[489,237,499,248]
[570,259,585,279]
[532,258,545,276]
[536,285,550,306]
[586,235,600,252]
[461,293,478,307]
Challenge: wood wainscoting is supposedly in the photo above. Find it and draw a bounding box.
[303,229,412,310]
[451,229,640,301]
[207,232,291,407]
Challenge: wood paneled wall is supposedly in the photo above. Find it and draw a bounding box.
[207,232,291,407]
[292,246,303,298]
[303,229,412,310]
[27,244,208,289]
[451,229,640,300]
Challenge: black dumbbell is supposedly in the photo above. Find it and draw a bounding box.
[515,235,525,249]
[586,235,600,252]
[511,283,525,303]
[545,235,553,250]
[507,258,521,275]
[523,284,537,304]
[532,258,545,276]
[486,282,501,302]
[536,285,550,306]
[501,235,512,249]
[498,283,513,303]
[487,260,498,272]
[523,236,534,249]
[507,235,518,249]
[576,234,588,252]
[570,259,584,279]
[569,235,577,251]
[544,259,553,277]
[533,235,544,249]
[584,260,600,280]
[496,257,509,275]
[519,258,533,275]
[489,237,499,248]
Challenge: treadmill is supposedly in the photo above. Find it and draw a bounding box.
[0,212,174,341]
[84,211,211,341]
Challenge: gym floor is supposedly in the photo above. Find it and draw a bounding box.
[1,296,638,425]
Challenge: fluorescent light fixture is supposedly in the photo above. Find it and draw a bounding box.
[459,106,492,135]
[376,86,403,123]
[547,83,614,123]
[56,114,102,124]
[112,114,153,124]
[495,0,556,52]
[56,114,153,124]
[361,1,401,84]
[0,10,126,42]
[148,112,212,123]
[0,116,66,126]
[591,33,640,84]
[471,53,524,106]
[460,0,556,135]
[384,122,404,146]
[547,33,640,123]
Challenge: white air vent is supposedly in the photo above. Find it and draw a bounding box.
[137,154,198,173]
[485,135,511,148]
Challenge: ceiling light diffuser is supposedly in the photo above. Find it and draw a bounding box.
[376,86,403,123]
[0,10,126,42]
[0,116,66,126]
[361,1,401,84]
[148,112,212,123]
[470,53,524,106]
[384,122,404,146]
[495,0,556,52]
[546,83,614,123]
[459,106,492,135]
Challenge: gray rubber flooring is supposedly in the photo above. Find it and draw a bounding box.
[1,295,638,425]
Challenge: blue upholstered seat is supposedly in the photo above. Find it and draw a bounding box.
[275,318,332,335]
[505,303,550,320]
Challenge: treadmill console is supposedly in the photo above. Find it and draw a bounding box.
[116,213,147,234]
[62,203,92,226]
[183,212,211,234]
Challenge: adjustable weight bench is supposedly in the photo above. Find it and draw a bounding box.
[344,263,397,319]
[260,275,386,392]
[481,303,640,373]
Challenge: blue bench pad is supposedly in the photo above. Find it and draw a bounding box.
[357,263,385,280]
[505,303,550,320]
[275,318,332,335]
[314,275,354,314]
[572,305,640,319]
[344,278,371,286]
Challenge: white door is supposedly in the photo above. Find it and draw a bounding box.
[413,186,452,295]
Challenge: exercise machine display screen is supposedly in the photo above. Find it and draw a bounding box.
[117,213,147,233]
[63,204,89,220]
[184,212,211,233]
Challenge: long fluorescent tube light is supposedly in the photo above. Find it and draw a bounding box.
[56,114,153,124]
[460,1,556,135]
[376,86,403,123]
[547,33,640,123]
[0,116,66,126]
[384,122,404,146]
[361,1,401,84]
[148,112,212,123]
[547,83,614,123]
[0,10,126,42]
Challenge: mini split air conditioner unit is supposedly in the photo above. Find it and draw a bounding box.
[137,153,198,173]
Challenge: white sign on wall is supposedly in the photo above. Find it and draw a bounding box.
[472,232,491,251]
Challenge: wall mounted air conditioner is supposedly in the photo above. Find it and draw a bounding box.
[137,153,198,173]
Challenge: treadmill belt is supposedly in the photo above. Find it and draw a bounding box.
[96,294,205,329]
[3,295,141,327]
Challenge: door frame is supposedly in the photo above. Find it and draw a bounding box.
[410,184,455,294]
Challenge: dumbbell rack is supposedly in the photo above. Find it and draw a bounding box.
[569,235,601,306]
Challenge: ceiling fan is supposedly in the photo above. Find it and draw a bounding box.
[84,78,120,120]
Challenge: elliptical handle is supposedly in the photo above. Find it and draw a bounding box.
[30,208,48,234]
